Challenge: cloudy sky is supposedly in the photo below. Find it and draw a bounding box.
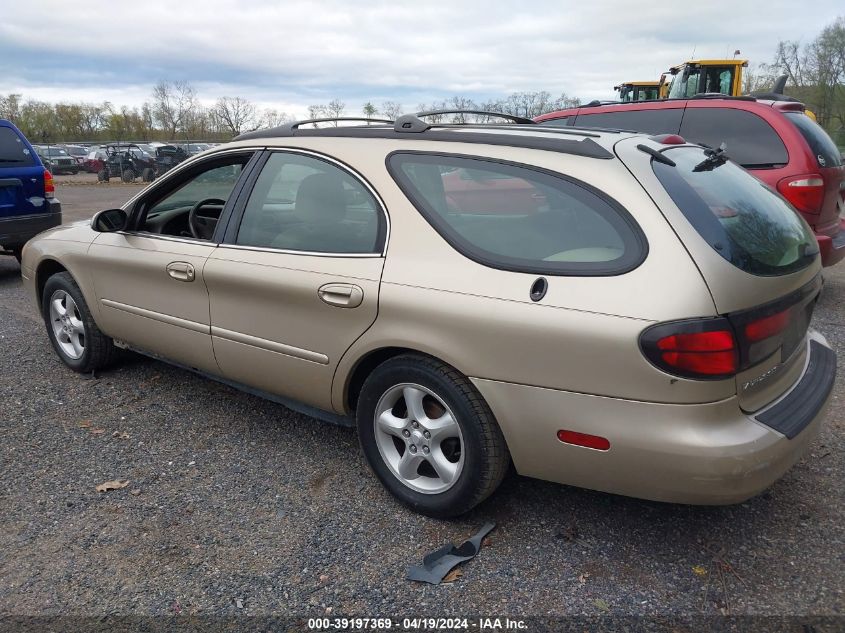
[2,0,842,117]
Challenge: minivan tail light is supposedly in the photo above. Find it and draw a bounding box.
[777,175,824,213]
[640,318,738,379]
[43,169,54,199]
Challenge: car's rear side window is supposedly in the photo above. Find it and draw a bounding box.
[570,109,684,135]
[387,152,647,276]
[679,108,789,168]
[0,127,36,167]
[653,146,818,276]
[785,112,843,168]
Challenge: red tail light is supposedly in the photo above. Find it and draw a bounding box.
[641,318,738,379]
[745,309,790,342]
[777,175,824,213]
[43,169,55,199]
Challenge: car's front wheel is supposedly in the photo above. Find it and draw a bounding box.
[357,354,510,518]
[42,272,120,373]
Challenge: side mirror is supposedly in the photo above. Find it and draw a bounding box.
[92,208,128,232]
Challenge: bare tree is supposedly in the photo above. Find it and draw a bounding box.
[262,109,291,128]
[380,100,403,120]
[213,96,258,136]
[324,99,345,125]
[152,80,198,139]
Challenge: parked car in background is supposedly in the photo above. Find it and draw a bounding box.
[83,146,108,173]
[153,144,188,175]
[0,120,61,262]
[63,145,89,168]
[535,97,845,267]
[22,115,835,517]
[34,145,79,175]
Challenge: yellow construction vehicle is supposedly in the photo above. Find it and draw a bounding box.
[658,59,818,120]
[613,81,661,102]
[663,59,748,99]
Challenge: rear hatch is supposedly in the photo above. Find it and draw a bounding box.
[616,136,823,412]
[0,123,45,218]
[781,111,844,239]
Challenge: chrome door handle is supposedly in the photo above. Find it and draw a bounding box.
[318,283,363,308]
[166,261,195,282]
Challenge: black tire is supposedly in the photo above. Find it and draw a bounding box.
[97,169,108,182]
[142,167,154,182]
[42,272,120,373]
[357,354,510,518]
[121,169,135,183]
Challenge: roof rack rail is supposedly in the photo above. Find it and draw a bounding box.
[290,117,394,129]
[415,109,536,125]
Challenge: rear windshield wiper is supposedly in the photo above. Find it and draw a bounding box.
[693,143,729,172]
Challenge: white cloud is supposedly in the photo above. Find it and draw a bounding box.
[1,0,841,113]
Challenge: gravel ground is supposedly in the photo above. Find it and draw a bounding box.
[0,182,843,627]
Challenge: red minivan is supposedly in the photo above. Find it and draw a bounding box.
[535,98,845,267]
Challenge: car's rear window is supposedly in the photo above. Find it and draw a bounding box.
[387,153,647,276]
[0,126,36,167]
[785,112,843,168]
[653,146,818,276]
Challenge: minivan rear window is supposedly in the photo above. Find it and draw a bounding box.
[388,153,647,276]
[785,112,843,168]
[0,126,36,167]
[653,147,818,276]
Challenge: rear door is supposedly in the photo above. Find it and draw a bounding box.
[204,149,387,412]
[0,123,44,218]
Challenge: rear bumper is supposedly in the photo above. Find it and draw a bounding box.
[0,203,62,247]
[472,331,835,505]
[816,218,845,267]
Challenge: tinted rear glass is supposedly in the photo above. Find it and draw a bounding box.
[654,147,817,276]
[388,153,647,276]
[572,109,683,134]
[0,126,36,167]
[679,108,788,168]
[785,112,842,168]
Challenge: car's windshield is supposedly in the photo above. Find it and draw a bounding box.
[653,146,818,276]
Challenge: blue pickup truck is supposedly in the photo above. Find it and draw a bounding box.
[0,119,62,262]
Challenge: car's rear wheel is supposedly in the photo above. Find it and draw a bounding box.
[142,167,155,182]
[121,169,135,183]
[356,354,510,518]
[97,169,108,182]
[42,272,120,373]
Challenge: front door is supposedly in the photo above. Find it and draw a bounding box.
[88,151,257,374]
[203,150,388,412]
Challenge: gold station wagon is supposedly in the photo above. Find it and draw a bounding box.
[21,113,837,517]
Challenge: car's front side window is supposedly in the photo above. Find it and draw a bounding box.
[133,155,252,239]
[234,152,384,254]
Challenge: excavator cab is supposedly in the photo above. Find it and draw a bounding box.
[613,81,661,102]
[665,59,748,98]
